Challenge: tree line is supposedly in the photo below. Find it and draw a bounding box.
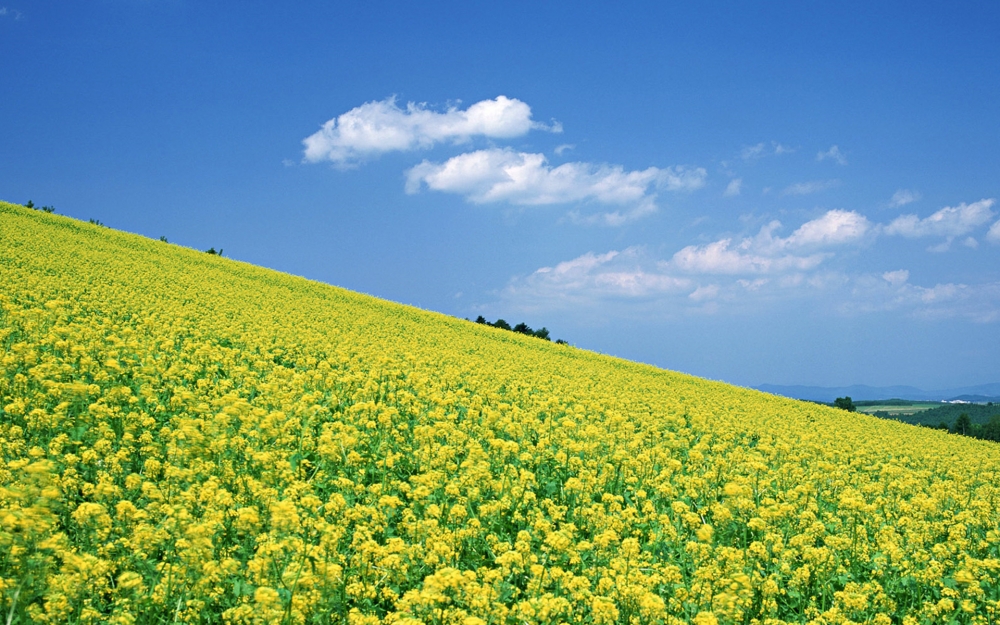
[473,316,567,345]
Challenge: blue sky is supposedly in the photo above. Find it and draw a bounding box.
[3,1,999,389]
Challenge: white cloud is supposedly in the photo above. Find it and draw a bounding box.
[817,145,848,165]
[671,210,871,276]
[888,189,920,208]
[724,178,742,197]
[405,148,706,222]
[783,209,872,248]
[781,179,840,196]
[672,238,826,275]
[0,6,20,18]
[884,198,996,239]
[963,237,979,249]
[302,96,559,165]
[987,220,1000,243]
[554,144,575,155]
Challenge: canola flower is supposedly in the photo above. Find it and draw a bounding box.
[1,200,999,624]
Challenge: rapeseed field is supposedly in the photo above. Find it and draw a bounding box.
[2,200,999,624]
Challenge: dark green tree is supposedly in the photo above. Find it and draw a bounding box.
[953,413,972,436]
[979,415,1000,441]
[492,319,511,331]
[833,396,856,412]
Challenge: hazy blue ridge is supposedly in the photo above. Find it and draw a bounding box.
[755,383,1000,403]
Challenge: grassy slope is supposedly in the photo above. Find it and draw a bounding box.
[2,201,1000,624]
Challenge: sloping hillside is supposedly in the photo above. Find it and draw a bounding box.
[2,201,998,624]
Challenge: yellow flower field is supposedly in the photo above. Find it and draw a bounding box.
[1,201,999,624]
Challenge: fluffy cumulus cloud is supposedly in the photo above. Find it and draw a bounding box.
[885,199,996,240]
[782,209,872,248]
[405,148,706,224]
[302,96,560,165]
[672,210,871,275]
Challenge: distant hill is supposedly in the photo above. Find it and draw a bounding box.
[755,383,1000,403]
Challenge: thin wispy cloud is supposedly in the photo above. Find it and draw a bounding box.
[781,179,840,196]
[724,178,742,197]
[741,141,794,161]
[741,143,766,160]
[405,148,706,224]
[302,96,560,166]
[888,189,920,208]
[817,145,847,165]
[566,204,658,227]
[0,6,23,19]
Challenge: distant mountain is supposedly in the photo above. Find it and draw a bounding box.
[754,383,1000,403]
